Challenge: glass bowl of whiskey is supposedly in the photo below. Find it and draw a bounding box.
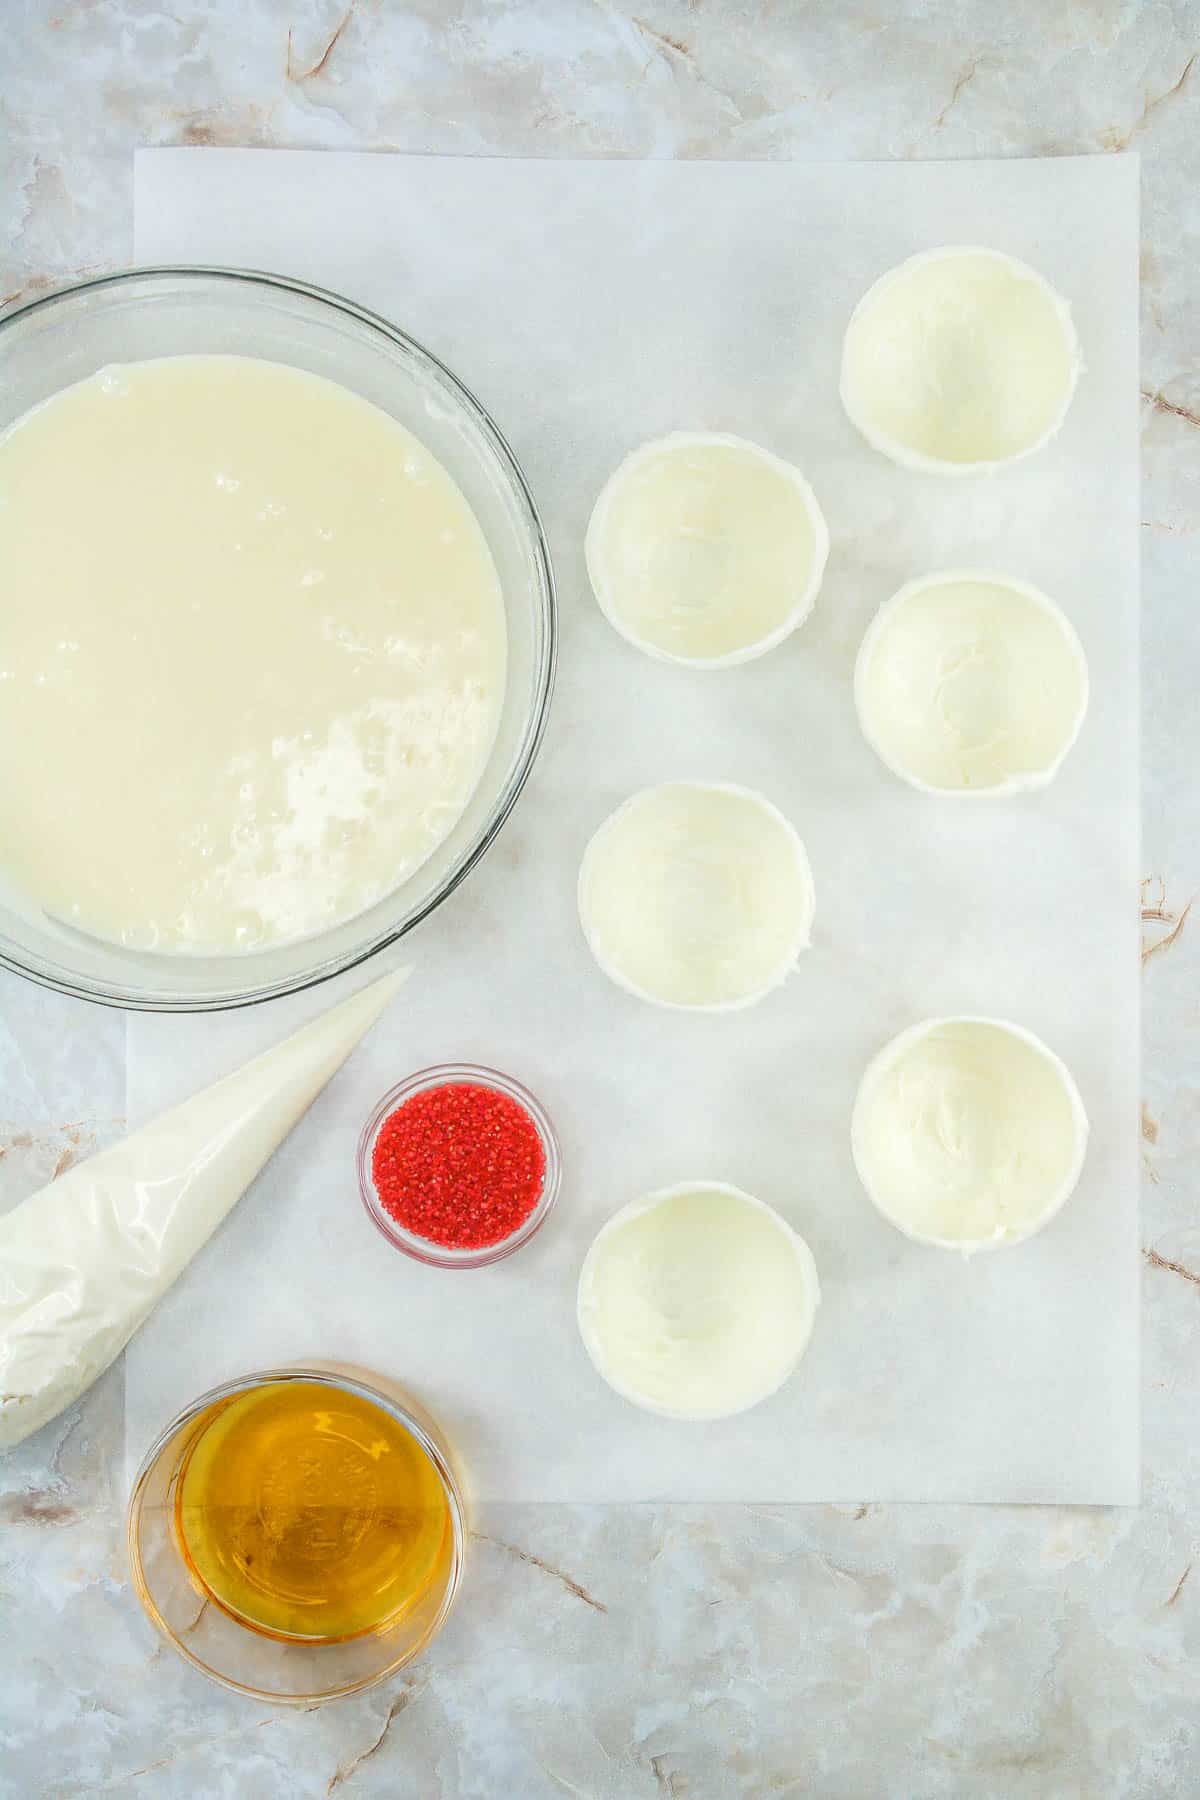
[127,1365,466,1703]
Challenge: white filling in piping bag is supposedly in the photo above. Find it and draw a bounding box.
[0,967,410,1448]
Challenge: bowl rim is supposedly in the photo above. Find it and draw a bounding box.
[125,1364,467,1705]
[357,1061,562,1268]
[0,264,557,1012]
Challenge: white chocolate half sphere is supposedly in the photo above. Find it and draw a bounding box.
[577,1182,821,1421]
[851,1017,1089,1253]
[841,248,1081,474]
[577,782,815,1011]
[585,433,829,666]
[854,570,1088,796]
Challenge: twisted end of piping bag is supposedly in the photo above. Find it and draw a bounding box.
[0,963,413,1449]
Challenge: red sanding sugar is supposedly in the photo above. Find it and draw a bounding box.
[371,1081,547,1250]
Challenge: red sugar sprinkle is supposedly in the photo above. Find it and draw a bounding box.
[371,1081,547,1251]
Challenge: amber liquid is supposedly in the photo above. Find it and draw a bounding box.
[175,1380,453,1643]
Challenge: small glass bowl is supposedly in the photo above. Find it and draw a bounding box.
[127,1365,466,1705]
[358,1063,561,1269]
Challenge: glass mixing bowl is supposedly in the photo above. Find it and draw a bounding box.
[0,268,555,1010]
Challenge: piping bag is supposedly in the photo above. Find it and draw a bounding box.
[0,966,409,1449]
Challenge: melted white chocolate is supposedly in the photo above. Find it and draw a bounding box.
[0,356,505,953]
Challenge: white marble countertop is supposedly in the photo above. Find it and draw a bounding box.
[2,3,1199,1795]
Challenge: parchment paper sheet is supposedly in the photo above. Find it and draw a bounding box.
[127,150,1139,1502]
